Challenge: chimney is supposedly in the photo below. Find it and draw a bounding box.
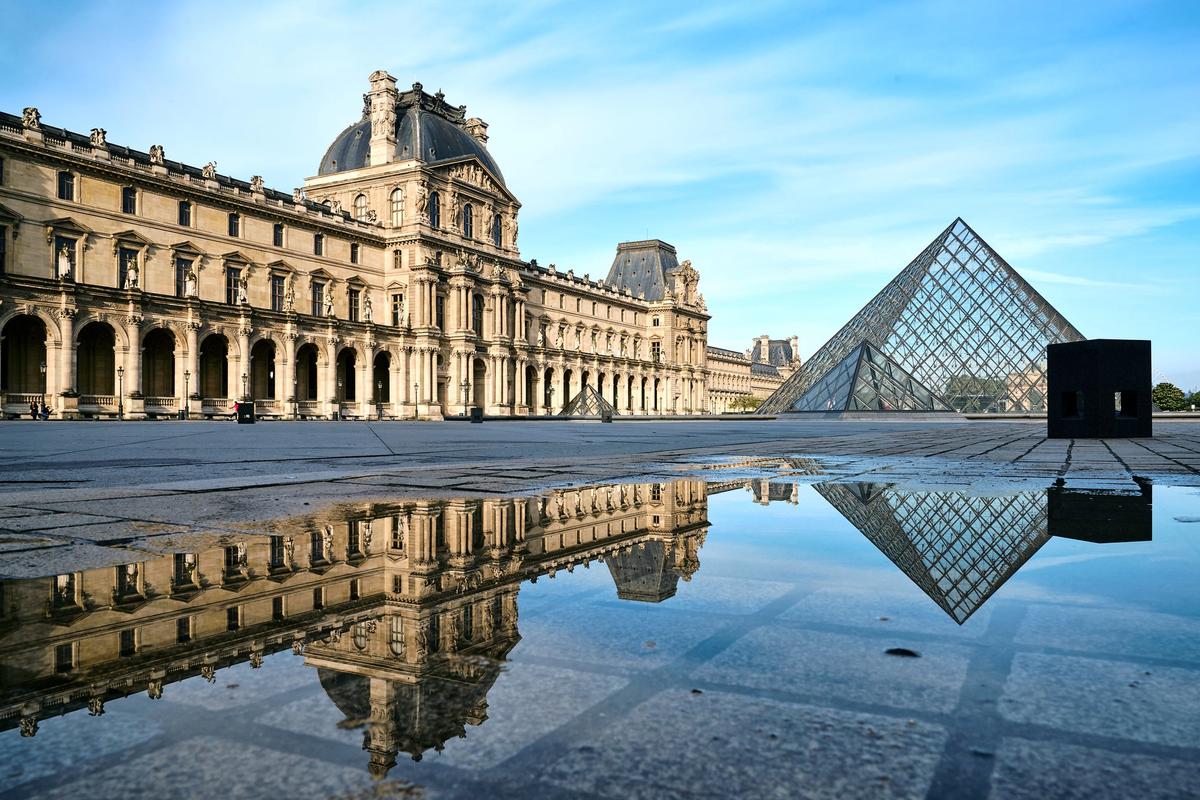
[754,335,770,363]
[790,336,799,363]
[367,70,398,167]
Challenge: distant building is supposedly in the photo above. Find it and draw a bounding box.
[706,335,800,413]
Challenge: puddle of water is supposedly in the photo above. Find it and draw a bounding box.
[0,478,1197,799]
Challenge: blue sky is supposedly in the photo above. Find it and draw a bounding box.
[3,0,1198,388]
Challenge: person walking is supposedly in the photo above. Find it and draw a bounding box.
[29,400,38,420]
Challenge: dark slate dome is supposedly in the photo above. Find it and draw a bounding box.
[317,96,505,185]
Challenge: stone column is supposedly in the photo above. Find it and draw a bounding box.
[324,338,338,417]
[282,332,297,419]
[236,321,250,401]
[186,321,200,418]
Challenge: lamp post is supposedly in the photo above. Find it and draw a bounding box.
[336,377,343,421]
[547,385,555,416]
[117,365,125,420]
[182,369,190,420]
[39,360,46,393]
[461,379,469,416]
[241,372,249,402]
[292,377,299,419]
[376,380,383,421]
[413,381,419,419]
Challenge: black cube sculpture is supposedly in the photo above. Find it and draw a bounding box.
[1047,339,1151,438]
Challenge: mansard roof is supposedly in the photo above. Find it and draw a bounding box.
[604,239,680,301]
[317,83,505,184]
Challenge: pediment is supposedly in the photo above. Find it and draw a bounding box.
[308,267,335,282]
[169,240,206,255]
[220,249,255,264]
[385,279,407,290]
[344,274,367,286]
[110,229,154,248]
[44,217,94,240]
[441,157,518,204]
[0,202,25,223]
[266,259,297,274]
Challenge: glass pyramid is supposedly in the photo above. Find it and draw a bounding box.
[758,218,1084,414]
[814,483,1050,623]
[559,385,618,417]
[790,341,953,412]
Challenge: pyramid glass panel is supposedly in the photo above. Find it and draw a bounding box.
[814,483,1050,623]
[789,341,952,413]
[559,385,618,417]
[759,219,1084,414]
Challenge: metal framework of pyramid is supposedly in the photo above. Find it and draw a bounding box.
[759,218,1084,414]
[559,385,618,417]
[813,483,1050,623]
[790,341,953,413]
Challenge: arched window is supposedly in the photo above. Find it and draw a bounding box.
[491,213,502,247]
[429,192,441,229]
[353,194,368,222]
[462,204,473,239]
[390,189,403,226]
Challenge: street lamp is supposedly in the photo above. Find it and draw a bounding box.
[376,380,383,421]
[292,377,299,419]
[117,365,125,420]
[413,381,419,419]
[241,372,249,401]
[461,379,469,414]
[547,385,555,416]
[336,377,343,421]
[182,369,190,420]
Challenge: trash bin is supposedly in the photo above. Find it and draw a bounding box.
[601,411,614,423]
[236,401,255,424]
[469,407,484,424]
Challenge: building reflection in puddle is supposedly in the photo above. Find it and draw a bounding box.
[0,479,709,775]
[0,474,1152,775]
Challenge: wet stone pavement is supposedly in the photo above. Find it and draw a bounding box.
[0,419,1198,799]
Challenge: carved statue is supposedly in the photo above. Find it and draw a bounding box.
[89,128,106,147]
[292,187,303,204]
[329,199,343,215]
[184,269,198,298]
[284,276,296,311]
[508,213,518,244]
[236,275,248,305]
[324,288,335,318]
[574,328,582,350]
[147,680,163,700]
[449,192,460,229]
[491,261,505,280]
[414,181,429,217]
[149,144,164,165]
[399,294,409,328]
[415,620,430,658]
[590,331,598,351]
[200,665,216,683]
[362,293,373,323]
[56,244,73,280]
[536,325,545,347]
[322,524,334,555]
[250,175,264,192]
[87,698,105,717]
[19,717,38,738]
[21,107,41,130]
[283,535,295,564]
[554,326,564,349]
[202,162,217,180]
[124,261,139,290]
[366,209,378,223]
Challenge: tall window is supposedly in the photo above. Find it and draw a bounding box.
[435,295,445,330]
[225,267,241,304]
[472,294,484,336]
[178,200,192,226]
[55,643,74,674]
[492,213,502,247]
[313,233,324,256]
[269,535,285,568]
[391,516,404,550]
[176,617,192,644]
[0,225,7,273]
[429,192,440,229]
[350,242,360,264]
[174,258,191,297]
[118,248,138,288]
[272,596,285,621]
[119,628,136,657]
[391,293,403,326]
[227,212,240,237]
[313,587,325,610]
[390,189,403,226]
[462,204,473,239]
[56,171,75,201]
[0,155,5,184]
[348,288,361,322]
[121,186,137,215]
[353,193,368,221]
[312,282,325,316]
[226,607,240,631]
[271,275,285,311]
[651,341,661,362]
[273,222,284,247]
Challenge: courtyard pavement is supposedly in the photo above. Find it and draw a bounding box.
[1,417,1198,578]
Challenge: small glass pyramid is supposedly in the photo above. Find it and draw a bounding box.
[559,385,618,417]
[759,218,1084,414]
[789,341,953,412]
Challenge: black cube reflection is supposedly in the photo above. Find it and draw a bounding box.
[1048,481,1152,544]
[1047,339,1152,438]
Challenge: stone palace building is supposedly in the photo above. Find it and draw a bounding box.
[0,71,733,419]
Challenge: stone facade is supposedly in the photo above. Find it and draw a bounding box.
[0,71,709,419]
[706,335,801,413]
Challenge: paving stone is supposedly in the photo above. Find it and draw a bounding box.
[990,737,1200,800]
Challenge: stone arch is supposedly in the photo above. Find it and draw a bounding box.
[471,356,487,408]
[250,339,277,400]
[197,331,231,399]
[335,346,358,401]
[73,312,129,352]
[76,320,118,396]
[295,341,322,401]
[141,327,176,397]
[372,351,391,404]
[0,313,49,395]
[0,306,62,348]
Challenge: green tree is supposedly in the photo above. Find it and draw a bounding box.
[1151,382,1186,411]
[728,396,761,413]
